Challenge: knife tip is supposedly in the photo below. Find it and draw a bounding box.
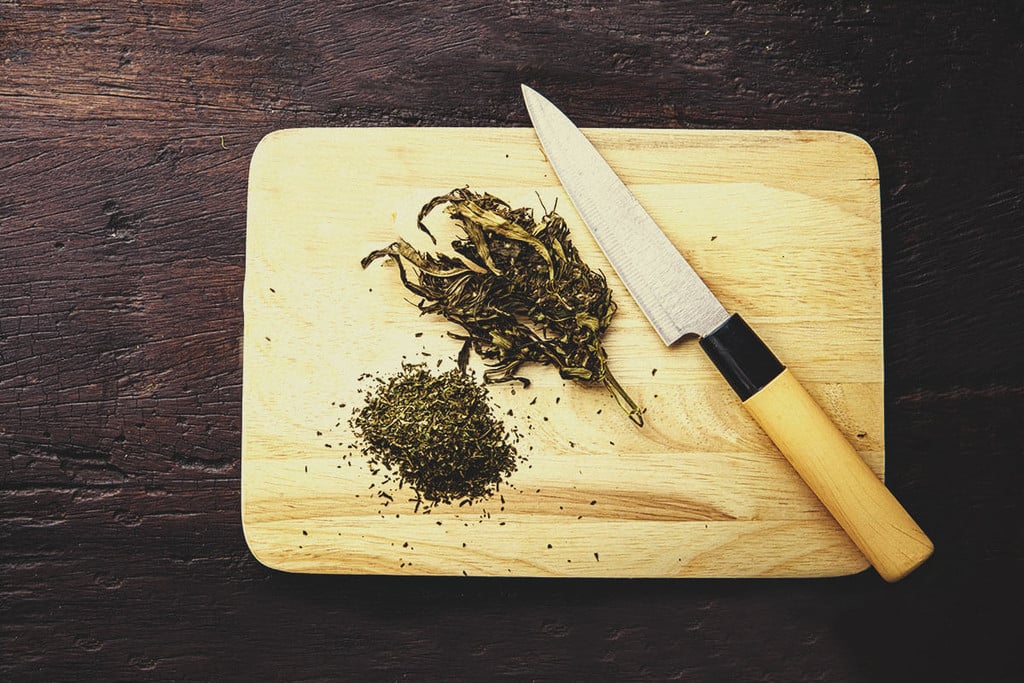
[521,84,547,114]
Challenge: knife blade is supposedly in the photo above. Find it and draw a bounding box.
[522,84,933,582]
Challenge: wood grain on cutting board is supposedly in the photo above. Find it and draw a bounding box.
[241,127,882,577]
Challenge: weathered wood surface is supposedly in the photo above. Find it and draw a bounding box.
[2,2,1021,680]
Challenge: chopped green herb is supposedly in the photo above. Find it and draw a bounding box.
[350,363,520,510]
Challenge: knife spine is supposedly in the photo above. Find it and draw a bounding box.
[699,314,785,400]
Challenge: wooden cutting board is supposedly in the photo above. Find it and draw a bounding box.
[242,127,883,577]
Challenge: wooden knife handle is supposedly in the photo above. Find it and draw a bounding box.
[701,314,933,582]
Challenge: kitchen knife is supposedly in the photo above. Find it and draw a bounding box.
[522,84,933,582]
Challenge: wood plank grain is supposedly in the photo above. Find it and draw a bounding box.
[2,0,1021,679]
[241,127,882,576]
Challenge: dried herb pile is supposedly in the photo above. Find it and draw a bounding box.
[349,363,520,509]
[362,188,642,426]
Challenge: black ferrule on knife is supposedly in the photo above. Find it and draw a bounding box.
[699,314,785,401]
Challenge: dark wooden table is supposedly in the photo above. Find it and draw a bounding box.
[3,2,1021,680]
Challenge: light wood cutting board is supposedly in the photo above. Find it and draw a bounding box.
[242,127,883,577]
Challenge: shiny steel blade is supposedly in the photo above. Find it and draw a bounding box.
[522,85,729,344]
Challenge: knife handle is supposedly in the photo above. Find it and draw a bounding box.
[700,314,933,582]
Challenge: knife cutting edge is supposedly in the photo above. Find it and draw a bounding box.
[521,84,933,582]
